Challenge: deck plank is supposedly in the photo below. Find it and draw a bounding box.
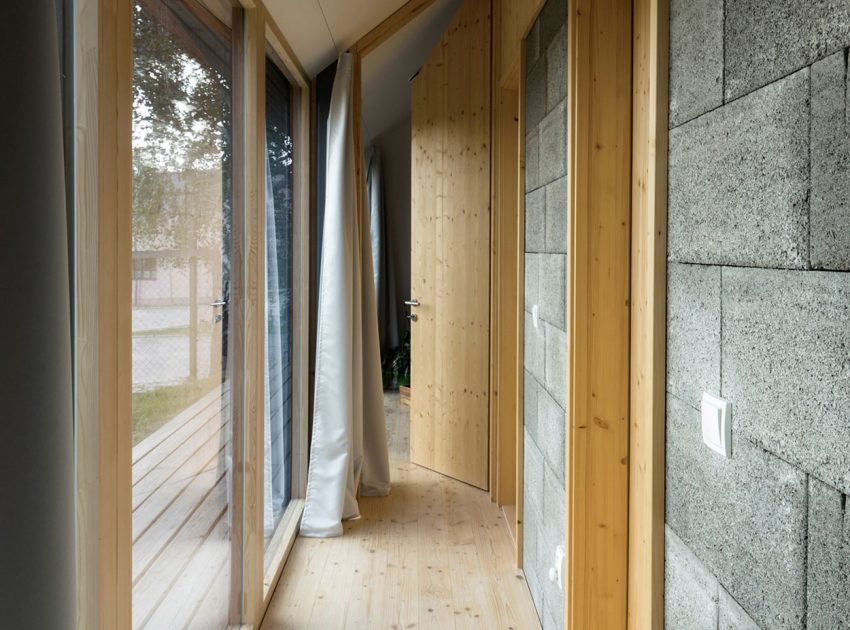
[132,475,228,628]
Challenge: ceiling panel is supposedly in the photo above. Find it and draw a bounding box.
[264,0,336,78]
[319,0,408,51]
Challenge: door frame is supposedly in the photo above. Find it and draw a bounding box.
[565,0,668,627]
[496,0,667,626]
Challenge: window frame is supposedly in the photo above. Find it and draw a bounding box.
[74,0,311,627]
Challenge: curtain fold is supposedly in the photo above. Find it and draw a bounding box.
[300,53,390,538]
[367,146,400,356]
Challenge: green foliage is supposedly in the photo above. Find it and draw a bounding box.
[391,331,411,388]
[132,3,232,260]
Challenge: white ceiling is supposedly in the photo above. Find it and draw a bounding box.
[264,0,409,78]
[362,0,460,142]
[265,0,460,142]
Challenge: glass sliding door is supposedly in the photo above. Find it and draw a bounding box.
[131,1,238,627]
[263,54,295,558]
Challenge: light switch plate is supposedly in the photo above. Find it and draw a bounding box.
[532,304,540,329]
[701,393,731,457]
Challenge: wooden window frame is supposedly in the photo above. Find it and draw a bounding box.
[74,0,311,627]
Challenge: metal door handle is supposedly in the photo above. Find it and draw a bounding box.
[210,300,226,307]
[405,299,420,307]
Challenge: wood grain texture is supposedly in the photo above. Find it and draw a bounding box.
[231,6,267,624]
[567,0,633,626]
[260,394,540,630]
[74,0,101,626]
[97,0,134,626]
[629,0,668,628]
[410,0,492,491]
[491,85,520,511]
[498,0,544,84]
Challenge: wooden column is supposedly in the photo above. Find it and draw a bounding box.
[629,0,669,628]
[566,0,633,626]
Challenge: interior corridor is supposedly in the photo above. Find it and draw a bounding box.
[260,393,540,629]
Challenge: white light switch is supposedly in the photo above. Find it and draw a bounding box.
[532,303,540,329]
[701,393,731,458]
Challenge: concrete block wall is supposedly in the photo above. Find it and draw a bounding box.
[667,1,850,628]
[523,0,567,627]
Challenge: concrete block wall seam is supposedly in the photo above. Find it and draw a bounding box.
[666,393,808,629]
[721,266,850,496]
[724,0,850,102]
[668,3,850,629]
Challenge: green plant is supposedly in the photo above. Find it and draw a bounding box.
[391,331,411,388]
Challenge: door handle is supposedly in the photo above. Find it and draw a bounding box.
[405,299,420,307]
[210,300,226,307]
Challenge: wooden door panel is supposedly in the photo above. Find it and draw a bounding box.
[410,0,491,490]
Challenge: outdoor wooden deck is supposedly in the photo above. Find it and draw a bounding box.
[131,387,232,630]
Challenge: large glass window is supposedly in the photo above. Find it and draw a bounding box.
[263,54,295,554]
[131,1,236,627]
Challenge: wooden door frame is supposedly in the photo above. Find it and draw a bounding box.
[565,0,668,627]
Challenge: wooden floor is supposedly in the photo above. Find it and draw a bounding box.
[260,392,541,630]
[131,387,232,630]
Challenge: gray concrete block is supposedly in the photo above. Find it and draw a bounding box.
[719,587,761,630]
[526,57,547,133]
[525,316,545,384]
[537,387,566,486]
[523,501,544,617]
[725,0,850,101]
[668,70,810,268]
[524,428,545,516]
[543,322,566,410]
[665,525,719,630]
[666,263,720,409]
[538,0,567,52]
[539,254,566,329]
[669,0,723,127]
[538,100,567,186]
[545,177,567,254]
[722,267,850,495]
[811,52,850,271]
[525,253,540,312]
[546,24,567,114]
[541,466,565,630]
[524,370,540,445]
[525,318,545,383]
[526,18,540,68]
[526,187,546,253]
[542,462,565,547]
[807,477,850,630]
[542,601,560,630]
[666,394,807,629]
[526,130,540,193]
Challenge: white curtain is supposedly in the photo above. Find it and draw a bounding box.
[366,146,400,355]
[300,53,391,538]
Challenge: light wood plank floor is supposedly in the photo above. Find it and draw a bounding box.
[261,392,541,630]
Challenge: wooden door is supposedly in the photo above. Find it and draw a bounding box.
[409,0,491,490]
